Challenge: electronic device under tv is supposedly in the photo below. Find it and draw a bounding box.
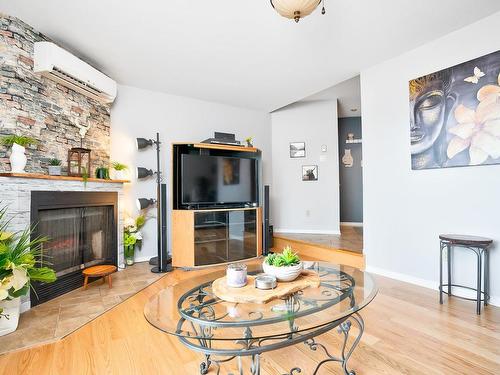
[181,154,258,208]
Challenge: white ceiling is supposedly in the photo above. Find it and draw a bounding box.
[1,1,500,112]
[300,76,361,118]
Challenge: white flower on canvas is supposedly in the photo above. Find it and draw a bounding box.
[447,72,500,165]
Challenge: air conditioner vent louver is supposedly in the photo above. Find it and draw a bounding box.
[34,42,116,103]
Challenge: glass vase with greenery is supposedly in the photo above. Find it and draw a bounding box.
[123,215,146,266]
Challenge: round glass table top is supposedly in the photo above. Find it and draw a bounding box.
[144,261,377,341]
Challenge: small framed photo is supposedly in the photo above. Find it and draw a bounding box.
[302,165,318,181]
[290,142,305,158]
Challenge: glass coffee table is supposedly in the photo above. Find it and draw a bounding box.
[144,262,377,375]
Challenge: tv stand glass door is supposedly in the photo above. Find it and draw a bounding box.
[194,209,257,266]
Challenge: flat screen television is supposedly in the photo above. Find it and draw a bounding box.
[181,154,258,207]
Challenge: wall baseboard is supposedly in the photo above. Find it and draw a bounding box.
[340,222,363,227]
[134,255,155,263]
[274,228,341,235]
[366,265,500,307]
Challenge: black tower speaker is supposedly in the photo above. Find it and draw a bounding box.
[263,185,272,255]
[151,183,172,273]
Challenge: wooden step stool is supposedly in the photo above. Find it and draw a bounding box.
[83,265,117,290]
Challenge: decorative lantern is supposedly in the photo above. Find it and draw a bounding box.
[270,0,326,23]
[67,147,91,177]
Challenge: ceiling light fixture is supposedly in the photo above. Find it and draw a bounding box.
[270,0,326,23]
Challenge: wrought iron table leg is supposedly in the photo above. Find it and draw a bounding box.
[304,313,364,375]
[199,354,211,375]
[439,242,444,304]
[476,249,482,315]
[484,249,489,306]
[447,243,452,296]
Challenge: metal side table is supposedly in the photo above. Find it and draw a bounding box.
[439,234,493,315]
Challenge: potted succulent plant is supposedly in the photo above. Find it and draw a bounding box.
[95,165,110,180]
[123,214,146,266]
[111,162,128,180]
[245,136,254,147]
[47,158,62,176]
[0,205,57,336]
[0,135,38,173]
[263,246,303,282]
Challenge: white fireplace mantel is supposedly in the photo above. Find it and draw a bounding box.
[0,174,128,311]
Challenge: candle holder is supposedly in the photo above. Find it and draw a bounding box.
[226,263,247,288]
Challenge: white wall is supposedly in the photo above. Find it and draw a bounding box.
[271,101,340,234]
[361,12,500,305]
[111,85,272,261]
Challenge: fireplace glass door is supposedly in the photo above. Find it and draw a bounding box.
[38,206,115,278]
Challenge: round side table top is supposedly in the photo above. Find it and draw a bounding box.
[82,265,117,277]
[439,234,493,246]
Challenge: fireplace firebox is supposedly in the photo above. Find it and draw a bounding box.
[30,191,118,306]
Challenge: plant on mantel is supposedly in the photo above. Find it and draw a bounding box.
[47,158,62,176]
[111,161,128,180]
[0,205,56,335]
[0,134,39,174]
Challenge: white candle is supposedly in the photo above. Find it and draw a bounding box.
[226,263,247,288]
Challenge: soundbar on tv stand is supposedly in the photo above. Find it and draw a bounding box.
[201,131,243,146]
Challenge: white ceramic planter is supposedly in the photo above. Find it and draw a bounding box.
[113,169,127,180]
[0,297,21,336]
[262,262,303,282]
[48,165,62,176]
[9,143,27,173]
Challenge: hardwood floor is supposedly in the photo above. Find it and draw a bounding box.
[275,225,363,254]
[1,262,499,374]
[274,226,365,269]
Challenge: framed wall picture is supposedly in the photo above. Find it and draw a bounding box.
[290,142,305,158]
[409,49,500,170]
[302,165,318,181]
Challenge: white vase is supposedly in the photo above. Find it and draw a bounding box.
[0,297,21,336]
[9,143,27,173]
[262,262,303,282]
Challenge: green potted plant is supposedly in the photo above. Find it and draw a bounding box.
[111,162,128,180]
[47,158,62,176]
[263,246,302,282]
[123,214,146,266]
[95,165,110,180]
[245,136,254,147]
[0,135,38,173]
[0,205,57,336]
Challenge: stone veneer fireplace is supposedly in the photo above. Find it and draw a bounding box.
[0,174,126,310]
[30,191,118,306]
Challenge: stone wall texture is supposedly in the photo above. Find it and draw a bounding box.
[0,14,111,173]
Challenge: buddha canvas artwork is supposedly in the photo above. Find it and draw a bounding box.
[409,49,500,170]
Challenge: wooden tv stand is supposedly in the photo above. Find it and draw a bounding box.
[171,143,263,268]
[172,207,262,268]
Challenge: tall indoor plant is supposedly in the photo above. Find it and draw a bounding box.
[0,206,56,336]
[123,214,146,266]
[0,135,38,173]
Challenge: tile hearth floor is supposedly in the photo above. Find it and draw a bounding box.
[0,261,163,354]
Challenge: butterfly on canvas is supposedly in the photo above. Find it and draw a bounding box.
[464,67,485,84]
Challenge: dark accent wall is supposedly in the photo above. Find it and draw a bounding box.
[0,14,111,173]
[338,117,363,223]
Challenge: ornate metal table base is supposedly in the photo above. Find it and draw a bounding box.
[193,313,364,375]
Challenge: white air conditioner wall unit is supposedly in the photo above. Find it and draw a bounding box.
[34,41,117,103]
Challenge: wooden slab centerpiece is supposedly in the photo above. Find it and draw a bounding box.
[212,270,320,304]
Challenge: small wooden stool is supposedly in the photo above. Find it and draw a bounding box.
[82,265,117,290]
